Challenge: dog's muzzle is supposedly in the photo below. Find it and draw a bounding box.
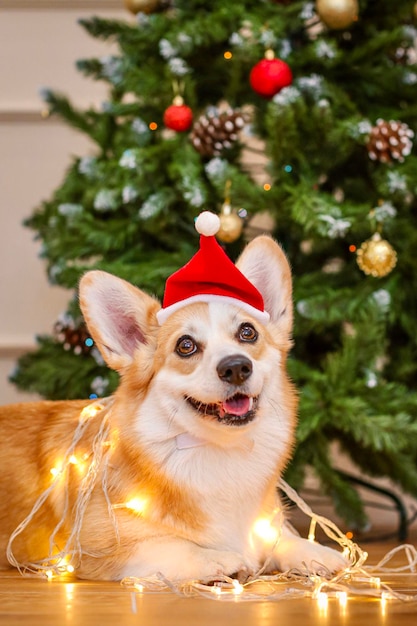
[185,354,258,425]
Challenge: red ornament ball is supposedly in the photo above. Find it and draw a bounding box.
[163,101,193,132]
[250,57,293,99]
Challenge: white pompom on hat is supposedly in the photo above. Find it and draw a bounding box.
[194,210,221,236]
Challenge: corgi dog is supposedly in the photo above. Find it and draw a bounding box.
[0,223,346,582]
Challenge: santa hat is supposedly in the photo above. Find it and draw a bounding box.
[156,211,270,325]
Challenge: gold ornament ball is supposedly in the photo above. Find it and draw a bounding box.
[356,233,397,278]
[316,0,359,30]
[123,0,160,15]
[217,212,243,243]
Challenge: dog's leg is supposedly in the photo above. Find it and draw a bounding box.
[268,523,348,575]
[120,536,253,582]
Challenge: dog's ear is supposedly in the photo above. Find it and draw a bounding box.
[79,270,160,371]
[236,236,292,334]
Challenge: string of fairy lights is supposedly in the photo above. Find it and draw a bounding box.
[6,399,417,607]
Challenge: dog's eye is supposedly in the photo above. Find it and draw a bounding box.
[176,335,198,357]
[238,323,258,343]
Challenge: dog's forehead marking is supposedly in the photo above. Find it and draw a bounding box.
[173,303,211,338]
[188,302,248,338]
[207,301,261,333]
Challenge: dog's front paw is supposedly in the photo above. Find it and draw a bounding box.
[121,538,254,583]
[274,537,348,576]
[298,541,348,575]
[198,548,252,583]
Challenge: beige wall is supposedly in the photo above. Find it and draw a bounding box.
[0,1,127,403]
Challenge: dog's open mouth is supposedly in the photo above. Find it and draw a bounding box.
[186,394,258,426]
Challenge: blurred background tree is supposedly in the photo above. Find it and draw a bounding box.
[12,0,417,531]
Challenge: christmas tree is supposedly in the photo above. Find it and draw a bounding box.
[12,0,417,530]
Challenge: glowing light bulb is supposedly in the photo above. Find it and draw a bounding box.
[211,585,222,596]
[263,183,271,191]
[317,591,328,614]
[336,591,347,610]
[55,556,73,574]
[46,570,54,581]
[135,583,144,593]
[65,454,87,475]
[232,579,243,595]
[380,591,391,616]
[224,51,232,59]
[125,497,147,514]
[80,403,102,422]
[343,547,351,560]
[50,462,63,478]
[308,519,317,542]
[252,517,279,544]
[102,429,119,451]
[113,496,148,515]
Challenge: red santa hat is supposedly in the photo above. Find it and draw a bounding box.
[156,211,270,325]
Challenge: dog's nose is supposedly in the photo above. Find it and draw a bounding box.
[217,354,253,385]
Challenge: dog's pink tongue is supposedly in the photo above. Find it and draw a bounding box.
[221,395,251,416]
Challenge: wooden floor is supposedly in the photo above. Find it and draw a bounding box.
[0,533,416,626]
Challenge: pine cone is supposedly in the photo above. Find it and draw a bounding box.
[54,318,94,356]
[190,109,246,157]
[367,118,414,163]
